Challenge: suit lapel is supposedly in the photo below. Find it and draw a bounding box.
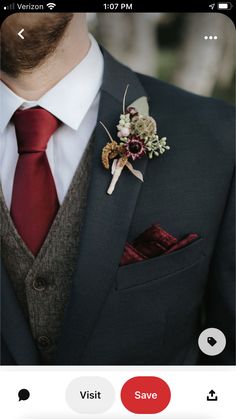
[1,263,40,364]
[56,51,148,364]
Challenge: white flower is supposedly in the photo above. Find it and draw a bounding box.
[120,127,130,137]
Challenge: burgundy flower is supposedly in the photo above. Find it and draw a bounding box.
[124,136,146,161]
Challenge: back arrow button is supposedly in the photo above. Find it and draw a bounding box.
[18,29,25,39]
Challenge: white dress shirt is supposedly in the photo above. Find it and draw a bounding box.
[0,34,104,208]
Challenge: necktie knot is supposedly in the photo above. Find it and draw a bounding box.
[13,107,61,154]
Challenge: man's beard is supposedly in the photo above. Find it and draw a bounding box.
[0,13,73,77]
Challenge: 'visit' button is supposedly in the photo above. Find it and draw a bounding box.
[121,376,171,414]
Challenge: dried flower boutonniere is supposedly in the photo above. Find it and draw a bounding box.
[101,85,170,195]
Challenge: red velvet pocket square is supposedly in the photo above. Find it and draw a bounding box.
[120,225,198,266]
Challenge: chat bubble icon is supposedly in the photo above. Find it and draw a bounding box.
[18,389,30,401]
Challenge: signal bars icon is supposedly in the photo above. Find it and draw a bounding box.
[47,3,56,10]
[3,3,15,10]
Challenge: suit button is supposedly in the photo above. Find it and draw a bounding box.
[37,335,51,349]
[33,277,47,291]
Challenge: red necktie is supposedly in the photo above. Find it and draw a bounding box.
[10,107,61,256]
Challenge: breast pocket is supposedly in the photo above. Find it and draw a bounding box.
[116,238,205,291]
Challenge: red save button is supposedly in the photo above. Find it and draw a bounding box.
[121,376,171,414]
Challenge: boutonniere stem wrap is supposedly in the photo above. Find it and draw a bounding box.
[101,85,170,195]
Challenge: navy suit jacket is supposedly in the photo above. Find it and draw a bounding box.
[1,49,235,365]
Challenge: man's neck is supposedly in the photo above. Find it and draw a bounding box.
[1,15,90,101]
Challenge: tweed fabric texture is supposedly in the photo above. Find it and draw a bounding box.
[0,137,94,363]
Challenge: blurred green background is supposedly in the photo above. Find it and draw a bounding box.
[88,13,235,104]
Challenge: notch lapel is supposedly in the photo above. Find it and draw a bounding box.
[56,51,149,364]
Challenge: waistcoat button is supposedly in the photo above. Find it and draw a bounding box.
[33,277,47,291]
[37,335,51,348]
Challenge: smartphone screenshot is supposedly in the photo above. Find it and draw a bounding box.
[0,1,235,418]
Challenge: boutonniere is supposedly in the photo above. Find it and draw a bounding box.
[101,85,170,195]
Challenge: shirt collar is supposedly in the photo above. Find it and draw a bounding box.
[0,34,104,134]
[0,83,23,134]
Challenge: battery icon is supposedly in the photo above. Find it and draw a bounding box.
[217,2,233,9]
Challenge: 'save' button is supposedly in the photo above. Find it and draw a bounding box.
[121,376,171,414]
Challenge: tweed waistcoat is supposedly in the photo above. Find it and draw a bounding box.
[0,138,94,364]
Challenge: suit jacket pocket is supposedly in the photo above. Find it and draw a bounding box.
[116,238,205,291]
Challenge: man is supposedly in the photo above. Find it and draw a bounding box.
[0,13,234,365]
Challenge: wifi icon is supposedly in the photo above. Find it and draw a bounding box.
[47,3,56,10]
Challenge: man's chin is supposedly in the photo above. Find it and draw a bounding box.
[0,13,74,78]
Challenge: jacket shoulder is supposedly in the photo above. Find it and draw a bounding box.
[137,73,234,117]
[136,73,234,159]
